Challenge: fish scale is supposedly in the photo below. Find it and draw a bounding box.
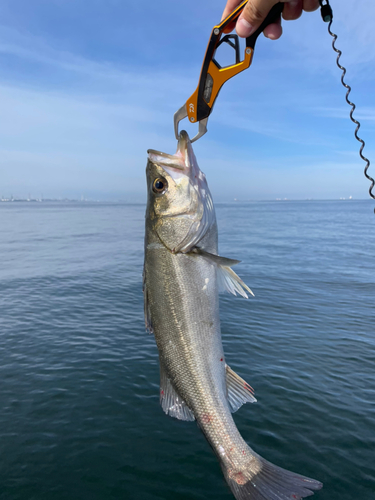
[143,131,322,499]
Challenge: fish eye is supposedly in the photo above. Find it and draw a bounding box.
[152,177,168,194]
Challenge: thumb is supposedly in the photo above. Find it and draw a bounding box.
[237,0,281,37]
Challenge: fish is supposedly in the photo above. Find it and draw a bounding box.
[143,131,322,500]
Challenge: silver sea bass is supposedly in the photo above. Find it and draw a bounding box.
[143,131,322,500]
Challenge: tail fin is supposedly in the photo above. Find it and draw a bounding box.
[221,452,322,500]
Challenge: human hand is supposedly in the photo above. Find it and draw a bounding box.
[221,0,320,40]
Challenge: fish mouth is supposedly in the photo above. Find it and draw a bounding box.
[176,130,189,156]
[147,131,191,173]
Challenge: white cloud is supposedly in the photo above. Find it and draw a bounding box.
[309,106,375,122]
[0,1,374,200]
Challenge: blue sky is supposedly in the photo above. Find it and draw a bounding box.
[0,0,374,201]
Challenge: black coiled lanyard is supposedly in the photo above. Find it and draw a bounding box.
[319,0,375,211]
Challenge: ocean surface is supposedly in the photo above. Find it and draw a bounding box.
[0,200,374,500]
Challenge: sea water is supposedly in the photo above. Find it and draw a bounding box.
[0,200,374,500]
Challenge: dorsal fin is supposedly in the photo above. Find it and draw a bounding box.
[159,361,195,421]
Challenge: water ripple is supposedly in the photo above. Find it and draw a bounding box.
[0,201,374,499]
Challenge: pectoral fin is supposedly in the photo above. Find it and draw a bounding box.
[217,265,254,299]
[226,364,257,412]
[159,362,195,421]
[189,248,254,298]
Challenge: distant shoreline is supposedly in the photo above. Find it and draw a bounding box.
[1,198,372,205]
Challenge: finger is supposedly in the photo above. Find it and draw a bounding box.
[303,0,320,12]
[221,0,243,21]
[263,17,282,40]
[222,0,246,34]
[282,0,303,21]
[236,0,280,38]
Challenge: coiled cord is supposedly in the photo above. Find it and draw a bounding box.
[319,0,375,208]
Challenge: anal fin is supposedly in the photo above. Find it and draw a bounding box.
[160,362,195,421]
[226,364,256,412]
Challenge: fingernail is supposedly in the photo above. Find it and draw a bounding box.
[236,18,254,38]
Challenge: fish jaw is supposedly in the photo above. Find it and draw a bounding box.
[146,131,216,254]
[147,130,208,193]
